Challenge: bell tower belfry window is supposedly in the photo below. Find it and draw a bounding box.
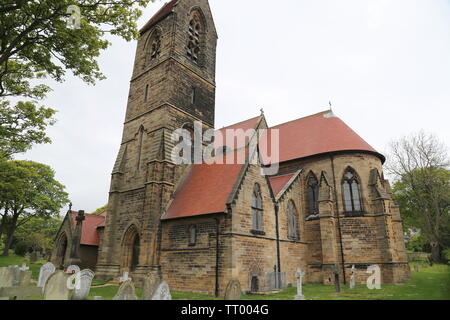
[187,11,204,64]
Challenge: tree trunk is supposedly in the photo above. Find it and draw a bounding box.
[2,209,19,256]
[430,241,442,263]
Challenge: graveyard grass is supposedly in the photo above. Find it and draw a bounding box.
[1,254,449,300]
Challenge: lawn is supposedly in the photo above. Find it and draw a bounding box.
[1,254,449,300]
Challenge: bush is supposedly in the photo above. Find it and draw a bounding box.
[406,234,430,253]
[13,241,29,256]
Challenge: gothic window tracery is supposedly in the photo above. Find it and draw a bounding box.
[306,173,319,220]
[187,11,204,63]
[342,168,363,216]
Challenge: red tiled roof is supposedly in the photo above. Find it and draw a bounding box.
[70,212,106,246]
[163,159,244,220]
[261,111,384,164]
[269,174,295,196]
[140,0,179,34]
[215,115,262,150]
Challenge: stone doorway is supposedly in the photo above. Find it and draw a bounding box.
[121,225,141,273]
[55,232,68,268]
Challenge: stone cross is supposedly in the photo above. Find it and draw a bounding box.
[68,210,85,266]
[294,267,305,300]
[119,271,132,283]
[20,263,29,271]
[350,265,356,289]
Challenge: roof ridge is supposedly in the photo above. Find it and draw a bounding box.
[219,115,262,131]
[271,109,332,129]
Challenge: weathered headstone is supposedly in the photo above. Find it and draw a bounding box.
[0,267,16,288]
[142,272,162,300]
[333,266,341,293]
[38,262,56,288]
[113,280,138,300]
[294,267,305,300]
[350,265,356,289]
[72,269,95,300]
[18,270,32,287]
[66,265,80,275]
[43,271,71,300]
[0,286,42,300]
[224,279,241,300]
[151,281,172,300]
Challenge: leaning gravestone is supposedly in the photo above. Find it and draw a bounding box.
[142,272,162,300]
[43,271,71,300]
[224,279,241,300]
[38,262,56,288]
[72,269,95,300]
[152,281,172,300]
[66,265,81,275]
[113,280,138,300]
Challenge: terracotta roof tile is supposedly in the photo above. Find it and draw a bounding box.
[163,161,244,220]
[261,111,384,164]
[269,174,295,197]
[70,212,106,246]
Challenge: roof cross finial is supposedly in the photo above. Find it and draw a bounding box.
[329,101,333,111]
[260,108,264,115]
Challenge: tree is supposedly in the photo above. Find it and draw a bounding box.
[0,0,155,100]
[387,131,450,263]
[0,1,157,158]
[0,160,69,256]
[12,217,62,255]
[0,100,56,159]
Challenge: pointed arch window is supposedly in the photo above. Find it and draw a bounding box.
[131,234,140,272]
[342,168,363,216]
[306,173,319,219]
[187,11,204,64]
[287,200,298,240]
[252,184,264,234]
[149,29,161,62]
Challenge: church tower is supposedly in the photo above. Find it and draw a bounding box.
[96,0,218,281]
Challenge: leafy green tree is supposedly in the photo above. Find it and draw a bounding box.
[387,131,450,263]
[0,0,155,100]
[0,160,70,256]
[12,217,62,255]
[0,101,56,158]
[92,204,107,215]
[0,0,157,158]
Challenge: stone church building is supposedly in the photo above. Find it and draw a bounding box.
[53,0,410,295]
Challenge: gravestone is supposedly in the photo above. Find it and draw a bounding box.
[9,266,21,287]
[18,270,32,287]
[0,267,16,288]
[224,279,241,300]
[350,265,356,289]
[93,296,103,300]
[113,280,138,300]
[66,265,80,275]
[72,269,95,300]
[43,271,71,300]
[38,262,56,288]
[151,281,172,300]
[294,267,305,300]
[142,272,162,300]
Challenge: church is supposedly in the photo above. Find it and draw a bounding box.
[52,0,410,296]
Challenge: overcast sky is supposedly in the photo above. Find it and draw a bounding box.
[17,0,450,215]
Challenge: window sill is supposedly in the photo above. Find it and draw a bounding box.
[251,230,266,236]
[344,212,365,217]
